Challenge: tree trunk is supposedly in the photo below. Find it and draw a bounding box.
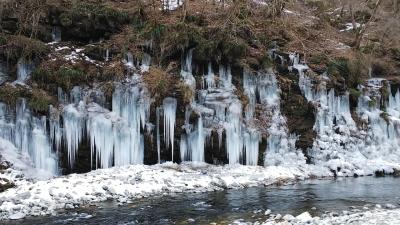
[354,0,381,49]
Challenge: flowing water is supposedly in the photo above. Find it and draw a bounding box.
[6,176,400,225]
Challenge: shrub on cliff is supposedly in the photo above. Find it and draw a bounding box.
[328,56,365,88]
[0,35,49,62]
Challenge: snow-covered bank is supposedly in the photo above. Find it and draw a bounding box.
[245,207,400,225]
[0,159,400,221]
[0,162,321,220]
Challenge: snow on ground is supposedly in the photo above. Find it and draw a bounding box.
[0,162,322,220]
[237,207,400,225]
[1,138,400,220]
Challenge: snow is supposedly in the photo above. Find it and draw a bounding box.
[162,0,184,11]
[340,22,362,32]
[253,208,400,225]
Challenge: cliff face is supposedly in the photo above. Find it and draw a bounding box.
[0,0,400,175]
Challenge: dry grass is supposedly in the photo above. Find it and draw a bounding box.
[142,67,176,104]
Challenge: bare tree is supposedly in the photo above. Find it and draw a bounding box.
[352,0,382,49]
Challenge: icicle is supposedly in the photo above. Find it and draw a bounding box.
[16,58,34,82]
[30,116,58,175]
[205,62,215,89]
[180,134,188,161]
[0,102,14,144]
[156,107,161,163]
[15,99,30,154]
[181,49,196,89]
[219,65,233,89]
[51,26,61,43]
[105,49,110,62]
[189,117,205,162]
[0,99,57,176]
[163,97,177,161]
[49,105,62,152]
[244,130,259,166]
[111,84,148,166]
[63,103,85,168]
[124,52,135,70]
[140,53,151,72]
[225,100,243,164]
[86,110,114,168]
[243,70,257,120]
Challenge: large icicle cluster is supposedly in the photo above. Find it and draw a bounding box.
[58,81,151,169]
[355,79,400,162]
[290,53,400,176]
[179,51,263,165]
[0,100,58,176]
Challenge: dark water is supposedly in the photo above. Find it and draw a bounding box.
[4,177,400,225]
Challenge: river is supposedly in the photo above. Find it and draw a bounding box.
[4,176,400,225]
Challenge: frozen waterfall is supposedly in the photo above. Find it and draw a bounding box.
[0,100,58,176]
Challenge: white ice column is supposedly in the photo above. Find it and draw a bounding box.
[163,97,177,161]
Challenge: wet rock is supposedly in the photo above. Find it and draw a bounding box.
[0,178,15,192]
[65,203,74,209]
[9,212,25,220]
[385,204,396,209]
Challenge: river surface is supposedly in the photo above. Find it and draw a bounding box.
[3,176,400,225]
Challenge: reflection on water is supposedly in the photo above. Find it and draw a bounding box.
[7,176,400,225]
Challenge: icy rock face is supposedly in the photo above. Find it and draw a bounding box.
[244,70,303,167]
[290,53,400,176]
[0,100,58,176]
[179,51,262,165]
[355,79,400,162]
